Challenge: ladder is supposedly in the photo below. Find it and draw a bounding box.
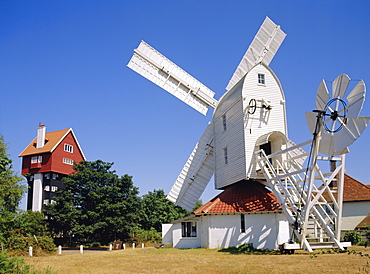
[255,142,347,252]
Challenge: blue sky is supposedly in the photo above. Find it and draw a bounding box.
[1,1,370,210]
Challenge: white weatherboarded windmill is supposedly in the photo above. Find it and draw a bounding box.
[128,17,370,251]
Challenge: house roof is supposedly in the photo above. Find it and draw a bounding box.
[18,128,86,159]
[342,174,370,202]
[194,180,281,214]
[356,214,370,229]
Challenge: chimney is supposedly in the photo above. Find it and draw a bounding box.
[329,160,338,188]
[36,123,46,149]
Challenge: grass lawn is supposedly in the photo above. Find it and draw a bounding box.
[25,246,370,273]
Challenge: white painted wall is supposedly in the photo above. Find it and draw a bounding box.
[342,201,370,230]
[167,213,290,250]
[32,173,43,212]
[213,64,287,189]
[242,64,287,179]
[207,213,289,249]
[162,224,173,244]
[172,217,201,249]
[213,80,246,189]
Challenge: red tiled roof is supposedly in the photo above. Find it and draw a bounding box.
[194,180,281,214]
[19,128,85,160]
[19,128,71,156]
[343,174,370,202]
[321,174,370,202]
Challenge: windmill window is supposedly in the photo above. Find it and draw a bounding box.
[181,221,197,237]
[64,144,73,153]
[222,114,227,131]
[241,214,246,233]
[223,147,228,164]
[258,74,265,85]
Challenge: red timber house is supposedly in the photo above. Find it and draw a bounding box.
[19,125,85,212]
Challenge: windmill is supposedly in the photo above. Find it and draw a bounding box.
[128,17,290,209]
[127,17,370,251]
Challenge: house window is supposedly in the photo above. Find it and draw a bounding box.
[31,156,42,164]
[44,185,50,191]
[222,114,227,131]
[43,199,49,205]
[52,174,58,180]
[51,199,56,205]
[241,214,245,233]
[64,144,73,153]
[63,158,74,165]
[258,73,265,85]
[223,147,228,165]
[181,221,197,237]
[44,173,50,179]
[51,186,58,192]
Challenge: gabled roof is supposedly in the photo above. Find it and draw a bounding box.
[356,214,370,229]
[18,128,86,159]
[194,180,281,214]
[342,174,370,202]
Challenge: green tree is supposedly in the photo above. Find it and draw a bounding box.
[140,189,190,231]
[193,200,203,212]
[16,210,49,237]
[0,135,25,242]
[45,160,141,245]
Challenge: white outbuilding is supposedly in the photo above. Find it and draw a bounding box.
[162,180,290,250]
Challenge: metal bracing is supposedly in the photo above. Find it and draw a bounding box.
[255,135,347,252]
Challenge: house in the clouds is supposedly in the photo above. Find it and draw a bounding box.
[19,125,85,212]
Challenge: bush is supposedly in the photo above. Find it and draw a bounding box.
[343,231,362,245]
[0,252,55,273]
[6,236,55,256]
[0,252,32,274]
[129,228,161,244]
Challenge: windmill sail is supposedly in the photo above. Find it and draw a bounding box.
[226,17,286,91]
[127,41,218,115]
[167,123,214,211]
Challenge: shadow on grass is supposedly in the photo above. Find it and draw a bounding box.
[218,243,280,255]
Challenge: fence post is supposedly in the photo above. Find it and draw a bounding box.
[142,243,144,248]
[132,243,135,249]
[123,243,126,249]
[80,245,83,254]
[29,246,33,257]
[58,245,62,255]
[109,244,112,251]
